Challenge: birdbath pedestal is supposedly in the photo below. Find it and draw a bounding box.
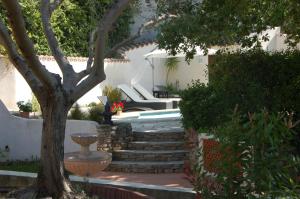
[71,133,97,158]
[64,133,112,176]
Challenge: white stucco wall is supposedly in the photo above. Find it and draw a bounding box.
[165,56,208,90]
[0,100,99,160]
[125,43,166,92]
[124,43,209,91]
[0,57,132,110]
[0,57,17,110]
[100,60,136,92]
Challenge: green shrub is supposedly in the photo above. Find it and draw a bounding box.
[180,50,300,198]
[209,49,300,119]
[87,103,104,124]
[87,102,97,107]
[165,81,181,95]
[180,50,300,132]
[165,57,179,83]
[17,101,33,112]
[102,85,122,104]
[179,80,228,131]
[69,103,87,120]
[195,110,300,198]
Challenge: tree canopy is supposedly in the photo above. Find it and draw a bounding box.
[0,0,133,197]
[0,0,134,56]
[157,0,300,59]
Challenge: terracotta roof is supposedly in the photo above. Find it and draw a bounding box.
[1,40,157,62]
[116,41,157,59]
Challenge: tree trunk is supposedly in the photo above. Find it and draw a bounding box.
[36,95,72,198]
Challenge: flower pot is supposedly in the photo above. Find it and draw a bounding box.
[19,111,30,118]
[116,110,122,116]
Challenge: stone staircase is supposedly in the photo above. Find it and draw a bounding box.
[107,128,187,173]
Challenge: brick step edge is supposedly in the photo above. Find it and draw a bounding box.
[106,161,184,173]
[112,150,188,161]
[128,141,185,150]
[133,132,184,142]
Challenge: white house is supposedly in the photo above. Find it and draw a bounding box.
[0,27,299,110]
[0,42,211,110]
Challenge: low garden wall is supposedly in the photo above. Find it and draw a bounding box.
[0,100,99,161]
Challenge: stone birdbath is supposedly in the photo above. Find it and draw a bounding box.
[64,133,112,177]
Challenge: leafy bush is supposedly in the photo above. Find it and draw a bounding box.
[68,103,87,120]
[165,81,181,95]
[180,50,300,199]
[87,103,104,124]
[180,50,300,132]
[87,102,97,107]
[102,85,122,104]
[195,110,300,198]
[179,80,228,131]
[209,49,300,119]
[165,57,179,83]
[17,101,33,112]
[0,0,134,57]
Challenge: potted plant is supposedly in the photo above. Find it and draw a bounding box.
[17,101,33,118]
[111,102,124,116]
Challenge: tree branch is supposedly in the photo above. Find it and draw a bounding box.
[93,0,132,73]
[86,29,97,70]
[49,0,63,15]
[74,29,97,83]
[2,0,56,90]
[71,0,132,102]
[41,0,76,86]
[0,19,44,98]
[105,14,176,57]
[69,72,106,104]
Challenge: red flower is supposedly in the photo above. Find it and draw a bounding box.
[111,101,124,112]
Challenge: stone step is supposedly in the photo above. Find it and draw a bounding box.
[133,129,184,142]
[106,161,184,173]
[128,141,185,150]
[113,150,187,161]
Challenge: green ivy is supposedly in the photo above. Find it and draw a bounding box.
[0,0,134,57]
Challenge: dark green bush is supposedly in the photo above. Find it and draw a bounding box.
[179,80,228,131]
[68,103,87,120]
[87,102,97,107]
[88,103,104,124]
[195,110,300,198]
[17,101,33,112]
[180,50,300,132]
[210,50,300,115]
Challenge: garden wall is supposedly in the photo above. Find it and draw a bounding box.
[0,43,210,110]
[0,56,132,110]
[0,100,99,160]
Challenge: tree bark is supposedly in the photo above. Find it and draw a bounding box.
[36,93,72,198]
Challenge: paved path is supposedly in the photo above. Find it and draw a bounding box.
[93,172,193,189]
